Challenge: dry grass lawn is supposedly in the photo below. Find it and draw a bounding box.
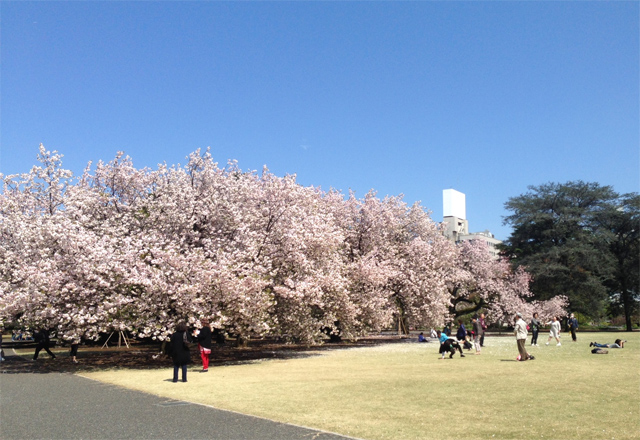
[82,332,640,440]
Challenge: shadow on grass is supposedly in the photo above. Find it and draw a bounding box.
[1,336,408,375]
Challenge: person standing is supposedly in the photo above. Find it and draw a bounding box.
[170,322,191,383]
[545,316,562,346]
[514,313,534,361]
[33,328,56,360]
[568,313,579,342]
[69,337,80,364]
[455,319,467,342]
[472,316,483,355]
[193,319,212,372]
[0,329,5,362]
[530,312,541,346]
[479,313,488,347]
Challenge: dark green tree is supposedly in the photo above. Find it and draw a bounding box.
[500,181,639,329]
[593,194,640,331]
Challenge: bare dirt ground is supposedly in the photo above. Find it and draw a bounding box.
[1,334,410,374]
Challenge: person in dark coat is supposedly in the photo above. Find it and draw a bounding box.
[438,334,465,359]
[530,312,541,346]
[455,319,467,342]
[170,322,191,383]
[568,313,579,342]
[193,319,212,372]
[33,328,56,360]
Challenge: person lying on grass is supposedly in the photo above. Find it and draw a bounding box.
[590,339,626,349]
[437,330,465,359]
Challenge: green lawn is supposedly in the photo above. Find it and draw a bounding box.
[83,333,640,440]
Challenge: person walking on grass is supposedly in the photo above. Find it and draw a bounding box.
[33,328,56,360]
[479,313,488,347]
[472,316,482,355]
[193,319,212,372]
[515,313,534,361]
[170,322,191,383]
[530,312,541,346]
[545,316,562,346]
[568,313,579,342]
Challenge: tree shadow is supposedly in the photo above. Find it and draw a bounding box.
[1,335,408,375]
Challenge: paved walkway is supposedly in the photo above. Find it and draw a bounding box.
[0,362,356,440]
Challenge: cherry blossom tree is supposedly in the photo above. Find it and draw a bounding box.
[448,240,567,324]
[339,192,457,335]
[1,145,566,345]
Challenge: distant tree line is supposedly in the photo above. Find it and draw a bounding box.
[501,181,639,331]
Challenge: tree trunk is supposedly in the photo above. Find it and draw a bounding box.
[622,287,633,332]
[235,335,249,348]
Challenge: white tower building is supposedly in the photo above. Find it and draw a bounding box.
[442,189,502,258]
[442,189,469,241]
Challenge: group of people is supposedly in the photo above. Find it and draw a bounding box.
[431,311,613,362]
[434,313,487,359]
[11,329,34,341]
[514,311,589,361]
[516,312,625,360]
[11,312,625,373]
[25,321,213,379]
[169,319,212,383]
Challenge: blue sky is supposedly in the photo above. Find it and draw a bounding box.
[2,1,638,240]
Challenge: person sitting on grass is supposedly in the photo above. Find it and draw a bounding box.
[418,332,428,343]
[437,330,465,359]
[590,339,625,349]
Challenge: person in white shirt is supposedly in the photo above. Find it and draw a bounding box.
[545,316,562,346]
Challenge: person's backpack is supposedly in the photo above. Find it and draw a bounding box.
[591,348,608,354]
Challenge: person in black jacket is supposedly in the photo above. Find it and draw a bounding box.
[455,319,467,342]
[193,319,212,372]
[33,328,56,360]
[568,313,579,342]
[170,322,191,383]
[439,337,465,359]
[530,312,541,346]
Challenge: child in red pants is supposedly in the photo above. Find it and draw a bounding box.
[193,319,212,372]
